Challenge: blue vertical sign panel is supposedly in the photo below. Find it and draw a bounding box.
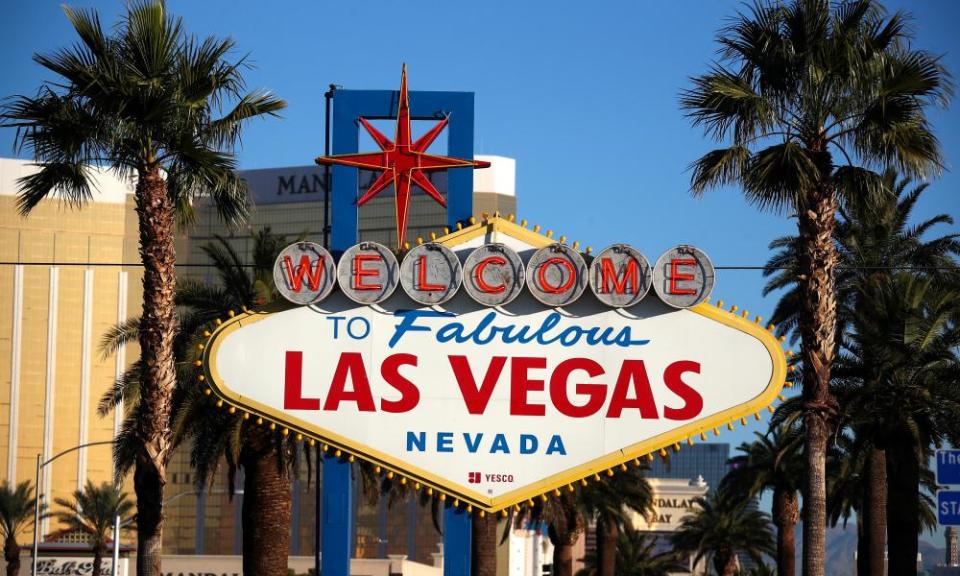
[322,453,354,576]
[330,89,476,252]
[443,505,472,576]
[938,491,960,526]
[936,449,960,486]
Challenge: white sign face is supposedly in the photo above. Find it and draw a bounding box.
[203,218,785,511]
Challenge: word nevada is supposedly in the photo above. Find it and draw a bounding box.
[272,240,715,309]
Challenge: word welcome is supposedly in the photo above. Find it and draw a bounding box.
[274,240,714,309]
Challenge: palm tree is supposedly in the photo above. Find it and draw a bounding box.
[53,482,134,576]
[671,487,775,576]
[0,482,44,576]
[578,468,655,576]
[576,529,683,576]
[722,425,803,576]
[841,274,959,573]
[514,492,584,576]
[1,3,285,573]
[765,169,959,574]
[100,229,307,574]
[681,2,951,573]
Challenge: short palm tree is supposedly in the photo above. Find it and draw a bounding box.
[576,529,683,576]
[1,3,285,573]
[53,482,134,576]
[578,468,655,576]
[681,3,951,573]
[514,491,584,576]
[671,487,775,576]
[0,482,44,576]
[100,229,307,574]
[722,425,803,576]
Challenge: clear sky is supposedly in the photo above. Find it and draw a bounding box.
[2,1,959,482]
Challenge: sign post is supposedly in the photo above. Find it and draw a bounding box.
[937,449,960,527]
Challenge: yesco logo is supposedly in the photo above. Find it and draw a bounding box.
[468,472,514,484]
[273,240,715,310]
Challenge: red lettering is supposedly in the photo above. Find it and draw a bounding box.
[606,360,659,418]
[323,352,375,411]
[283,255,326,292]
[510,357,546,416]
[549,358,606,418]
[380,353,420,413]
[663,360,703,420]
[283,351,320,410]
[599,257,638,294]
[450,355,507,414]
[537,257,576,294]
[668,258,697,295]
[474,256,507,293]
[353,254,383,291]
[416,255,445,291]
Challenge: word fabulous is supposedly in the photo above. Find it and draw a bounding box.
[273,241,715,309]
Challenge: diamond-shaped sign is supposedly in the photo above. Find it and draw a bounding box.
[202,217,786,512]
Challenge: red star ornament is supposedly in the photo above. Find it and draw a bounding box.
[315,64,490,247]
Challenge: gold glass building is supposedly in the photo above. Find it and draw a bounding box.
[1,154,516,562]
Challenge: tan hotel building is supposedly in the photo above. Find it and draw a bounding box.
[0,155,516,559]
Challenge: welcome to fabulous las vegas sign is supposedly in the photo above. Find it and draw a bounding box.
[197,65,787,513]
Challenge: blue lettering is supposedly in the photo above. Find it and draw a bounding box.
[546,435,567,455]
[327,315,346,339]
[390,310,649,349]
[520,434,538,454]
[406,431,426,452]
[463,433,483,453]
[490,434,510,454]
[437,432,454,453]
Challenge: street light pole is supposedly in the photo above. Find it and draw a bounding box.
[31,439,116,576]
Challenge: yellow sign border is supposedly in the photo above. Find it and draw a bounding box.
[202,217,787,512]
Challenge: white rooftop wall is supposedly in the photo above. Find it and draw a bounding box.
[474,155,515,197]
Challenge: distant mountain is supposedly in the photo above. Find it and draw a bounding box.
[791,523,946,575]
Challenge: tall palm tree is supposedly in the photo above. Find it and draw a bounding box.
[53,482,134,576]
[842,274,959,573]
[765,169,959,574]
[576,529,683,576]
[100,229,307,574]
[671,487,775,576]
[0,482,44,576]
[681,2,951,573]
[722,425,803,576]
[578,468,655,576]
[1,3,285,572]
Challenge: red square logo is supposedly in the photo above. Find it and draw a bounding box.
[468,472,481,484]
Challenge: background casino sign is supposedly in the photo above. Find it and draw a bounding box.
[200,215,787,513]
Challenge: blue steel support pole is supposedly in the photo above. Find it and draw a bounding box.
[443,505,471,576]
[322,453,354,576]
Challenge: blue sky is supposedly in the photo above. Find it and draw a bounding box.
[3,1,959,482]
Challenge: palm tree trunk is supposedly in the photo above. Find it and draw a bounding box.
[92,545,104,576]
[862,448,887,576]
[133,165,178,576]
[714,549,738,576]
[885,436,919,576]
[240,425,291,576]
[552,542,574,576]
[772,486,799,576]
[797,180,840,576]
[471,511,498,576]
[4,535,20,576]
[596,518,618,576]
